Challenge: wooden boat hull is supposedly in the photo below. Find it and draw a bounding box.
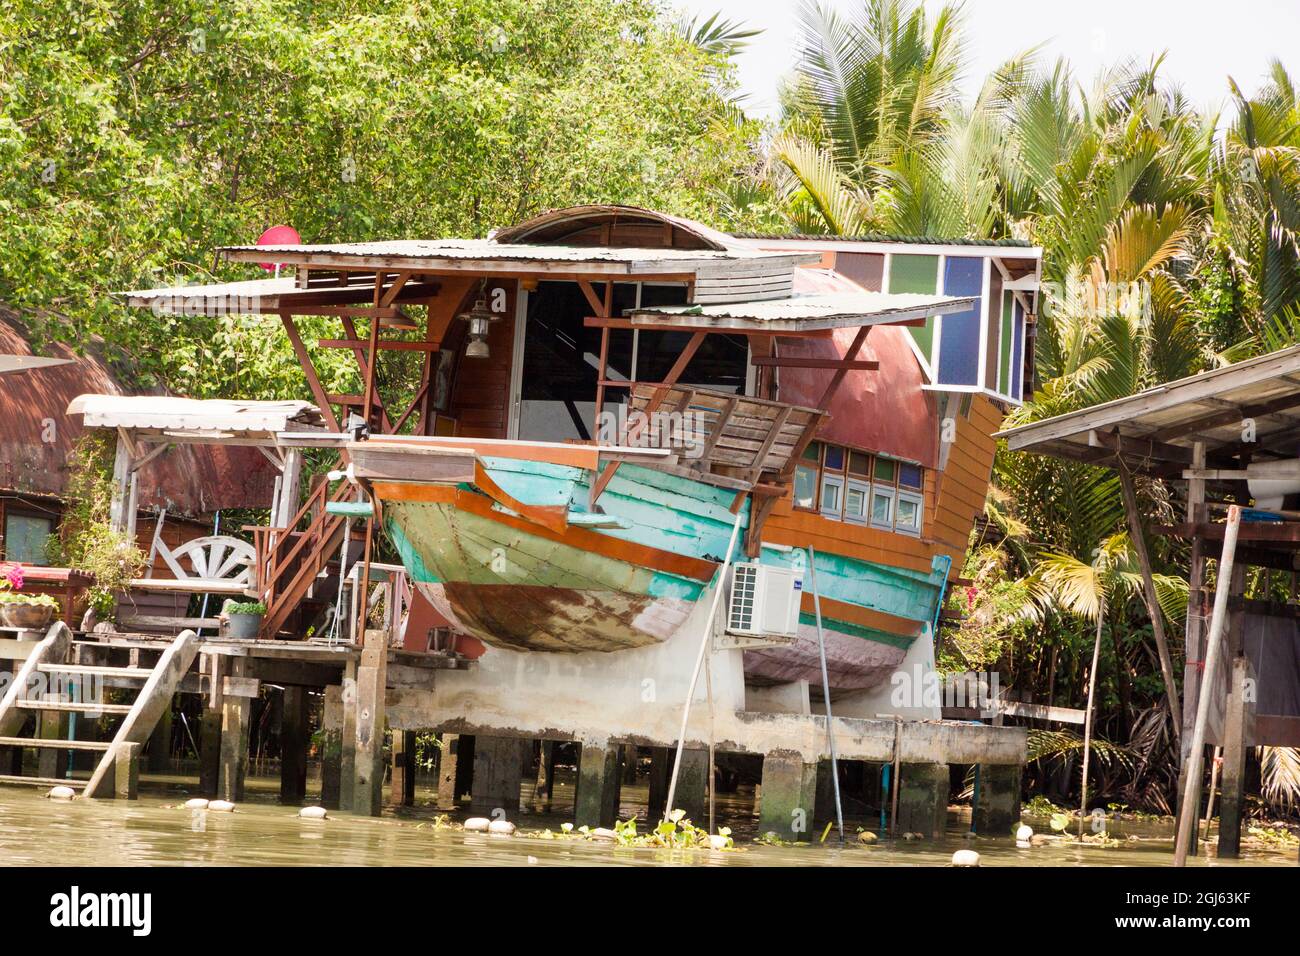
[370,456,943,686]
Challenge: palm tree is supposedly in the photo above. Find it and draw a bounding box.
[1034,533,1187,828]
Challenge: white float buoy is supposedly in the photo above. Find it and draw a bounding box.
[488,819,516,836]
[463,817,491,832]
[1015,824,1033,842]
[208,799,235,812]
[590,827,618,841]
[858,830,879,844]
[47,786,75,801]
[298,806,328,820]
[184,798,210,810]
[951,849,981,867]
[707,834,729,851]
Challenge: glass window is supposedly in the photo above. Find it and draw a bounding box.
[793,464,818,509]
[3,513,52,564]
[802,441,821,462]
[873,457,896,483]
[823,445,845,471]
[848,451,871,476]
[844,480,869,524]
[899,463,923,489]
[870,488,895,530]
[896,493,923,536]
[820,474,844,518]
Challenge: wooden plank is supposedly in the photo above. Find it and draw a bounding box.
[751,356,879,370]
[317,340,443,352]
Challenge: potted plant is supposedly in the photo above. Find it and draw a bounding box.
[0,565,61,629]
[223,601,266,640]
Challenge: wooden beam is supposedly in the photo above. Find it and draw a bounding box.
[751,356,879,370]
[378,272,413,308]
[317,339,442,352]
[1117,459,1182,742]
[280,313,341,432]
[1145,391,1300,442]
[816,325,869,409]
[1156,521,1300,543]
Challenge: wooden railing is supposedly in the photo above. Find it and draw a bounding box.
[249,479,356,640]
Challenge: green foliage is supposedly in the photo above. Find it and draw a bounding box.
[225,601,266,616]
[0,591,60,608]
[0,0,762,397]
[44,434,147,615]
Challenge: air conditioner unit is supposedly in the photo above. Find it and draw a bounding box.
[726,563,803,639]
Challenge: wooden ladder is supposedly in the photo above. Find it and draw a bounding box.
[0,623,199,798]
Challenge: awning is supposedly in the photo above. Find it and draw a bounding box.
[623,290,974,333]
[996,345,1300,476]
[0,354,74,375]
[67,394,327,442]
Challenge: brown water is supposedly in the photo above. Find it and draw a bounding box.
[0,772,1294,867]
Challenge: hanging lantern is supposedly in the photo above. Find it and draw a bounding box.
[457,282,498,358]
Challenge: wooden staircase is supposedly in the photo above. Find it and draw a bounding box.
[0,623,199,797]
[251,479,355,640]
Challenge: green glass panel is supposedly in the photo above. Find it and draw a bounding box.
[890,255,939,361]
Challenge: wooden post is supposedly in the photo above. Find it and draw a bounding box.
[198,709,222,797]
[533,739,556,812]
[1117,461,1181,741]
[574,738,621,829]
[108,432,132,533]
[1217,656,1252,858]
[218,658,251,802]
[390,729,416,807]
[1174,505,1241,867]
[351,628,388,816]
[280,685,309,804]
[1181,442,1208,761]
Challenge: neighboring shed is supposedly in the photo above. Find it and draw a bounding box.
[0,308,280,566]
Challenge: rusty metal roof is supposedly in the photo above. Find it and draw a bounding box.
[0,308,279,514]
[67,394,326,437]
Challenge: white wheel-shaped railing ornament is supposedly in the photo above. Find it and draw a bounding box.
[160,535,256,588]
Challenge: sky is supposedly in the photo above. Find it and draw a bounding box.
[673,0,1300,120]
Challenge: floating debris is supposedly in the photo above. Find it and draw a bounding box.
[463,817,491,832]
[298,806,328,820]
[47,786,75,801]
[951,849,981,867]
[185,798,210,811]
[208,800,235,813]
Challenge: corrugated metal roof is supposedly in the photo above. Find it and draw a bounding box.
[996,345,1300,475]
[734,231,1035,248]
[0,355,74,374]
[0,308,279,513]
[220,238,810,269]
[626,287,973,332]
[67,395,326,435]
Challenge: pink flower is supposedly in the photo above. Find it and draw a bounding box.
[0,564,22,590]
[965,586,978,608]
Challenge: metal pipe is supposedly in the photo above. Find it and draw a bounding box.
[663,507,745,825]
[1174,504,1242,867]
[807,547,844,842]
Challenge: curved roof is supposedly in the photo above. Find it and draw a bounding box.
[492,204,751,252]
[775,270,938,468]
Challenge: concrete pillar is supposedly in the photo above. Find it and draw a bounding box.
[973,763,1022,835]
[574,739,621,828]
[897,763,950,838]
[319,728,342,809]
[280,686,309,804]
[436,733,459,809]
[217,663,251,803]
[675,749,709,825]
[1217,657,1251,858]
[533,740,556,812]
[147,704,173,774]
[390,729,416,807]
[758,750,817,841]
[37,708,68,780]
[471,735,527,816]
[114,741,140,799]
[647,747,670,820]
[351,629,388,817]
[198,709,222,797]
[339,660,358,811]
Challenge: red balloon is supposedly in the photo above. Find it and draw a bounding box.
[256,225,302,271]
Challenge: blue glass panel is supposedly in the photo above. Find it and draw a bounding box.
[898,463,922,489]
[823,445,845,471]
[937,257,984,386]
